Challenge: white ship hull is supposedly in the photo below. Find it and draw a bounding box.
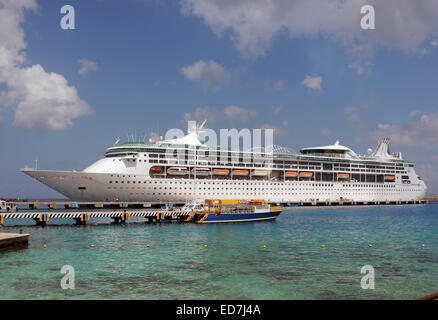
[22,168,426,203]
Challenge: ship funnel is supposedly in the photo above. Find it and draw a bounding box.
[371,137,393,159]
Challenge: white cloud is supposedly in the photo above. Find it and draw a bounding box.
[260,122,289,138]
[302,75,322,91]
[0,0,92,130]
[179,59,230,90]
[409,109,423,117]
[272,80,284,91]
[182,105,289,140]
[180,0,438,72]
[431,39,438,47]
[183,106,221,124]
[344,106,360,122]
[272,106,283,115]
[416,162,438,184]
[224,105,257,121]
[183,105,259,125]
[262,79,284,92]
[7,64,92,130]
[78,59,98,76]
[364,111,438,147]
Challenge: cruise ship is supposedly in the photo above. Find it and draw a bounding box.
[21,123,427,203]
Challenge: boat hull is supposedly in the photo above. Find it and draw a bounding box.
[196,211,281,223]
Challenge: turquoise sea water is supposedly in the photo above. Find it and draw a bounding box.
[0,205,437,300]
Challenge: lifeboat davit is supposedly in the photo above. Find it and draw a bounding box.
[167,166,189,175]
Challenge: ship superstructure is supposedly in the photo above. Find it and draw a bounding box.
[21,125,427,203]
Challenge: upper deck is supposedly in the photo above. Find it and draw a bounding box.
[104,138,413,168]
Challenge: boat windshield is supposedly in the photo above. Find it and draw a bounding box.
[182,202,204,210]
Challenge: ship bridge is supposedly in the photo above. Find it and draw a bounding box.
[300,140,359,159]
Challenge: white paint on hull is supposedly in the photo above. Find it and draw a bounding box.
[21,168,427,203]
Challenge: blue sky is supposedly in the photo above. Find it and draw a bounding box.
[1,0,438,198]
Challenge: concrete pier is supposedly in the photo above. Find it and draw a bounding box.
[0,198,429,227]
[0,232,29,249]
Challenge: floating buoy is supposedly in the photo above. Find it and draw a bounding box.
[369,244,373,248]
[204,244,207,248]
[146,244,150,247]
[263,245,266,249]
[321,245,325,249]
[422,244,425,248]
[90,244,95,248]
[43,244,47,248]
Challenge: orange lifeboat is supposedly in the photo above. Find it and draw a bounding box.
[232,169,249,176]
[251,170,268,176]
[299,171,313,178]
[337,173,350,180]
[212,168,230,176]
[285,171,298,177]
